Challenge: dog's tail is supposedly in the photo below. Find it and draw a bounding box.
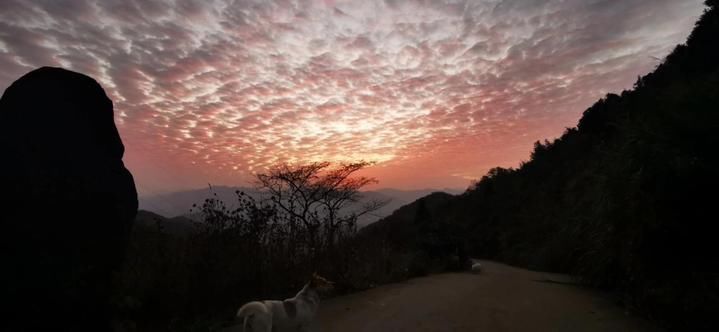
[236,301,268,332]
[242,314,253,332]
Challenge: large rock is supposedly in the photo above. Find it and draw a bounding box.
[0,67,137,331]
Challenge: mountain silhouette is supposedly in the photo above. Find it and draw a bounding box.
[140,186,463,226]
[0,67,138,331]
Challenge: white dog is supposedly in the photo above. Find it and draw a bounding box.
[236,273,334,332]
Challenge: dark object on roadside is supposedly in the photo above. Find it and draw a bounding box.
[0,67,138,331]
[470,260,482,274]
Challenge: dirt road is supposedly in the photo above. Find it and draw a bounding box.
[313,261,657,332]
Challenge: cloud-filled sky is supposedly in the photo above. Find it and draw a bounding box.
[0,0,706,195]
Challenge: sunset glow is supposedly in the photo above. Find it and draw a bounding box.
[0,0,706,195]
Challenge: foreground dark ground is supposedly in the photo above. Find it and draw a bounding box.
[222,261,656,332]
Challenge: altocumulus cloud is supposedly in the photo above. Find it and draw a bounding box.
[0,0,706,194]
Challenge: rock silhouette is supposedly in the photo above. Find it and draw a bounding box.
[0,67,137,331]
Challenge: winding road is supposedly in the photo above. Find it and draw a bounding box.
[313,261,657,332]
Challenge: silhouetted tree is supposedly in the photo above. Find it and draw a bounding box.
[256,161,387,252]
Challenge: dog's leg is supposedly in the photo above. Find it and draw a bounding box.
[253,315,272,332]
[242,316,272,332]
[298,323,314,332]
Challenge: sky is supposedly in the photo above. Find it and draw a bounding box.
[0,0,707,196]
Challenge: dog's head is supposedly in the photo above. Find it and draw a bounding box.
[309,272,334,291]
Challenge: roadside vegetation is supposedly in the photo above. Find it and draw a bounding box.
[114,161,462,330]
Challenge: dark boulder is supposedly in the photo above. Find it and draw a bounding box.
[0,67,137,331]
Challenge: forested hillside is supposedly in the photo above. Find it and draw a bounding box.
[366,2,718,329]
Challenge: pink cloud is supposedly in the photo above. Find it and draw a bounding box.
[0,0,706,194]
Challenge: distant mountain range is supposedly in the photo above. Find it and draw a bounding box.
[139,186,465,227]
[134,210,197,237]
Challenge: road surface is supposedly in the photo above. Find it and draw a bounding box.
[312,261,657,332]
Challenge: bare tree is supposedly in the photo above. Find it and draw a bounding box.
[255,161,388,251]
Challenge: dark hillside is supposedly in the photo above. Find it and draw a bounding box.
[370,2,719,329]
[361,192,456,247]
[357,192,466,276]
